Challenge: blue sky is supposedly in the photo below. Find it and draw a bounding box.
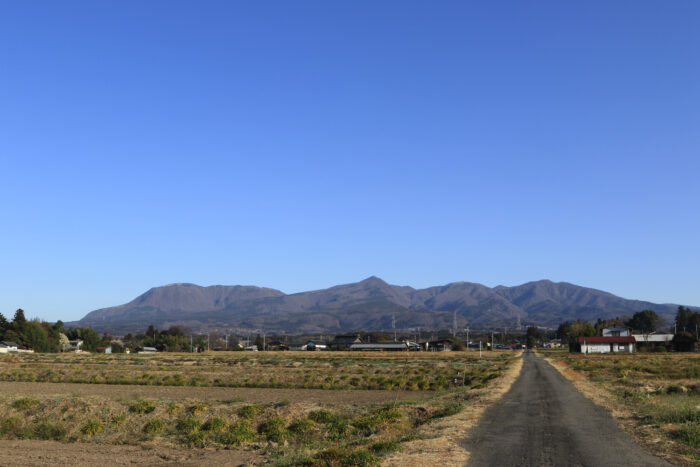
[1,1,698,322]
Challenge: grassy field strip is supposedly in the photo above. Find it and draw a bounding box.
[383,351,524,467]
[540,351,699,466]
[0,381,429,405]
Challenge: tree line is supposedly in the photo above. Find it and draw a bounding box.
[0,309,101,352]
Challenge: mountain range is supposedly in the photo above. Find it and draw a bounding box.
[68,277,691,335]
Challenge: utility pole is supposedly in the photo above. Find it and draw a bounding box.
[452,311,457,337]
[225,334,228,351]
[479,341,482,359]
[190,335,193,352]
[491,332,494,351]
[392,313,397,342]
[207,334,210,352]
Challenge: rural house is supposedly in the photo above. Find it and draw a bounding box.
[330,334,362,351]
[68,339,83,352]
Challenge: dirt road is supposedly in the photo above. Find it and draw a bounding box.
[464,351,670,466]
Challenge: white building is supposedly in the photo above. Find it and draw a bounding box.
[0,341,19,353]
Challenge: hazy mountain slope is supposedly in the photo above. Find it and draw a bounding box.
[70,277,690,334]
[79,283,284,324]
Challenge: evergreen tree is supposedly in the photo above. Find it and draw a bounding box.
[626,310,660,334]
[12,309,27,333]
[255,334,264,351]
[0,313,8,339]
[24,320,50,352]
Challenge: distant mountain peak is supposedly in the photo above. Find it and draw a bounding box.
[359,276,388,285]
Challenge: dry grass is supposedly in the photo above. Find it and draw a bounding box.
[541,350,700,466]
[0,351,512,392]
[0,351,521,466]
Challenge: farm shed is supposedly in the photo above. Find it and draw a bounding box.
[632,333,674,350]
[577,336,636,353]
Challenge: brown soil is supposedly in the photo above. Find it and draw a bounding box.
[0,381,430,405]
[0,439,263,466]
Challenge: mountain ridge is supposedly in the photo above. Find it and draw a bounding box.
[69,277,692,334]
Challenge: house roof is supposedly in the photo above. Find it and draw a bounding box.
[0,341,19,347]
[578,336,636,344]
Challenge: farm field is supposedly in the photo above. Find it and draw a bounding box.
[541,350,700,465]
[0,350,520,466]
[0,351,505,391]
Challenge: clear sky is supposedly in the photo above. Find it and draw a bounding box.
[1,1,698,322]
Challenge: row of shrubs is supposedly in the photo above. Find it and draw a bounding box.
[1,397,464,453]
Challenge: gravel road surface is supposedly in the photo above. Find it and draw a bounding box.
[464,351,670,466]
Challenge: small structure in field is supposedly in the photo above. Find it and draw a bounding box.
[139,346,158,353]
[330,334,362,351]
[96,346,113,354]
[578,336,636,353]
[349,342,409,351]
